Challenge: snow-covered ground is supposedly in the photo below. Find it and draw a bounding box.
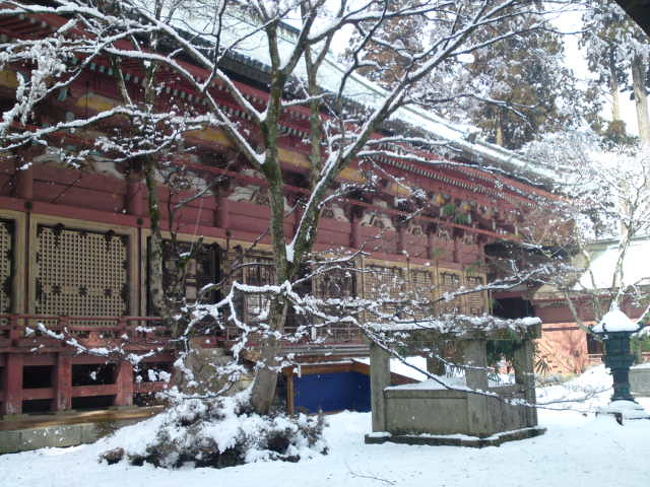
[2,365,650,487]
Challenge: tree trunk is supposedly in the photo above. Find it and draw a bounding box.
[495,109,505,147]
[631,55,650,144]
[249,298,288,414]
[143,157,176,330]
[611,72,622,122]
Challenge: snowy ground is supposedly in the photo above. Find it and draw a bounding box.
[2,365,650,487]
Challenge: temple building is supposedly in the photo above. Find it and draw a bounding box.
[0,8,558,416]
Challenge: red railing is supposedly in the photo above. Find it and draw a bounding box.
[0,314,365,354]
[0,314,171,349]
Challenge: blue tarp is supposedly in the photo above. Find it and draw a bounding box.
[294,371,370,413]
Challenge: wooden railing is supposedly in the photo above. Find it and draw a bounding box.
[0,314,365,351]
[0,314,170,349]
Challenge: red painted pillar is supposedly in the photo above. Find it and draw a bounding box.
[114,361,134,407]
[126,177,144,217]
[397,225,405,254]
[427,231,435,261]
[350,216,360,249]
[215,197,230,229]
[15,165,34,200]
[2,353,23,415]
[53,353,72,411]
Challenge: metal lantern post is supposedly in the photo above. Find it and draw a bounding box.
[591,309,643,403]
[593,328,638,402]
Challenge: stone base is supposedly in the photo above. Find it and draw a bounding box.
[597,400,650,423]
[630,366,650,397]
[0,406,163,454]
[365,426,546,448]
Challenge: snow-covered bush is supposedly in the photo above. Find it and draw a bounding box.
[100,391,327,469]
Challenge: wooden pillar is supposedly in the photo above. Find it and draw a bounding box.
[350,215,360,249]
[53,353,72,411]
[426,230,435,261]
[15,165,34,200]
[369,342,391,432]
[125,177,144,217]
[215,197,231,229]
[462,339,488,391]
[2,353,23,415]
[396,224,405,254]
[114,361,134,407]
[514,339,538,426]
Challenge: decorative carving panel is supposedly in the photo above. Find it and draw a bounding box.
[35,224,129,322]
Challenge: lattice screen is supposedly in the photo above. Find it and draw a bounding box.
[364,265,405,315]
[159,240,219,304]
[465,275,487,315]
[308,264,359,336]
[313,266,356,299]
[241,254,275,323]
[0,219,13,316]
[438,271,461,314]
[409,268,434,318]
[35,224,129,322]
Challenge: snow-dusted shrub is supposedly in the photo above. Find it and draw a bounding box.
[101,391,327,469]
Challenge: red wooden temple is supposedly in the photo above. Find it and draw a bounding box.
[0,9,559,415]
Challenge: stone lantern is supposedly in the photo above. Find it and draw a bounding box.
[592,307,650,421]
[592,307,641,402]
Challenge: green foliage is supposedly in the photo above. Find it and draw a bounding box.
[632,335,650,363]
[486,338,519,367]
[464,13,584,149]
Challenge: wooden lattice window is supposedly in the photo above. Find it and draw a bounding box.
[146,239,221,314]
[0,218,14,317]
[409,268,434,318]
[364,265,405,315]
[241,254,275,323]
[35,224,129,322]
[438,271,461,314]
[313,265,356,299]
[465,275,487,315]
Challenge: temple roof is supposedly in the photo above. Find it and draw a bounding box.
[179,10,555,186]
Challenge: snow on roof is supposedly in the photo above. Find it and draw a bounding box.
[575,238,650,291]
[592,306,640,333]
[185,10,554,183]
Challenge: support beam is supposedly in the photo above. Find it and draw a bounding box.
[2,353,23,415]
[114,361,134,407]
[53,353,72,411]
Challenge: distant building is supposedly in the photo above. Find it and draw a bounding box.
[533,237,650,375]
